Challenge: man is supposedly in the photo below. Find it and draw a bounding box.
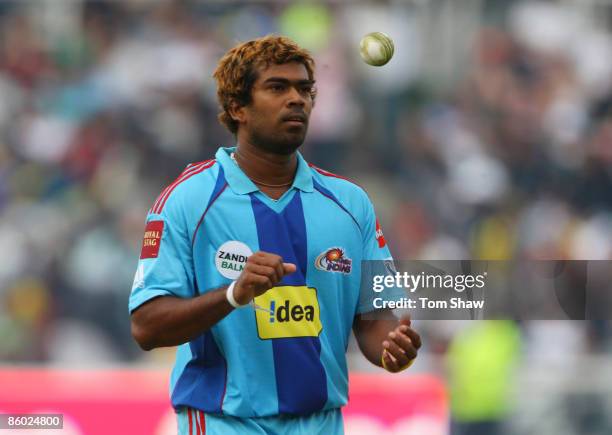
[129,35,420,435]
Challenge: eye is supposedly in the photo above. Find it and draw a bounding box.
[299,85,314,96]
[269,84,286,92]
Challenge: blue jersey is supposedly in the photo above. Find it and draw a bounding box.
[129,146,399,418]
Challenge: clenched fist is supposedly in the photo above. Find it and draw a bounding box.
[233,251,296,306]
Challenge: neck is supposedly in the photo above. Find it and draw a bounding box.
[234,140,298,187]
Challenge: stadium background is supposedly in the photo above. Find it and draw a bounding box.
[1,0,612,434]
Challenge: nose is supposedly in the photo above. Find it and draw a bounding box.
[287,86,306,107]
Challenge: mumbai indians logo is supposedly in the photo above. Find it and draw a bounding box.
[315,247,352,274]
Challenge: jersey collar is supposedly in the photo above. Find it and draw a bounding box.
[216,146,314,195]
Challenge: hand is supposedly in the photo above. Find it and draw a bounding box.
[233,251,296,306]
[381,316,421,373]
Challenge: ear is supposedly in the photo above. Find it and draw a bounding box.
[228,100,247,125]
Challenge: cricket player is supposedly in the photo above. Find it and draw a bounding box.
[130,35,421,435]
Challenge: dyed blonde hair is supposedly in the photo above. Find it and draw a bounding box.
[213,35,316,134]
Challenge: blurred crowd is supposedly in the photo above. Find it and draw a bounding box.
[0,0,611,383]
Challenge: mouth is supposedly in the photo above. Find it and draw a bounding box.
[282,113,307,124]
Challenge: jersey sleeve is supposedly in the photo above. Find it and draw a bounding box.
[356,196,405,314]
[128,196,196,314]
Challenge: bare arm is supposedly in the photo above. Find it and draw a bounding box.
[352,311,397,367]
[131,251,296,351]
[353,312,421,372]
[131,288,233,350]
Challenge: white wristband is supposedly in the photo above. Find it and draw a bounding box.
[226,281,246,308]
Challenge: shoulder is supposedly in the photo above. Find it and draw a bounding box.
[308,163,377,233]
[149,159,220,218]
[308,163,372,207]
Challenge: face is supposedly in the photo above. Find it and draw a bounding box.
[232,61,315,155]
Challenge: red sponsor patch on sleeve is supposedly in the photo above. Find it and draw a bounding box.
[140,220,164,259]
[375,218,386,248]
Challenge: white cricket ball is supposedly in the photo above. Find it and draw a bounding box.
[359,32,395,67]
